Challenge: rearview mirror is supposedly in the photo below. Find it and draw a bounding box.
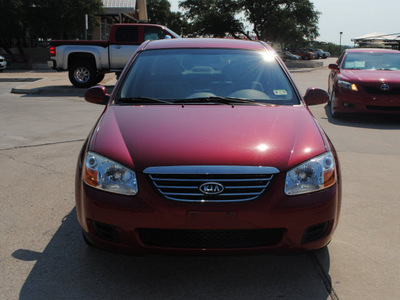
[84,86,109,105]
[303,88,329,106]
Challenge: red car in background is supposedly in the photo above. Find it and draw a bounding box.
[291,48,315,60]
[76,38,341,254]
[328,48,400,118]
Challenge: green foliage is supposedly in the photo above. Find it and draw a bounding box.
[167,11,192,36]
[179,0,320,45]
[147,0,190,36]
[179,0,247,38]
[1,0,322,53]
[23,0,103,39]
[147,0,172,25]
[0,0,103,52]
[0,0,25,52]
[242,0,320,47]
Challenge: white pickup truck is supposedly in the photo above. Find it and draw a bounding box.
[48,23,180,88]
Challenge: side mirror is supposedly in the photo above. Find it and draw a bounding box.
[84,86,109,105]
[328,63,339,70]
[303,88,329,106]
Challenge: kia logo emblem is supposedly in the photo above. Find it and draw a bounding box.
[199,182,224,195]
[381,84,390,91]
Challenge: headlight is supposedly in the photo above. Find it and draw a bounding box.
[338,79,358,91]
[285,152,336,195]
[83,151,138,195]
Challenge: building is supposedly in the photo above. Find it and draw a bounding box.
[352,32,400,49]
[93,0,148,40]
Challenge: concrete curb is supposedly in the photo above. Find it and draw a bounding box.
[11,86,85,96]
[11,85,115,96]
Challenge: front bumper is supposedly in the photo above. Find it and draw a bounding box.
[333,86,400,114]
[76,169,341,254]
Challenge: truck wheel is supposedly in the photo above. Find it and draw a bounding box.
[69,61,97,88]
[96,73,105,84]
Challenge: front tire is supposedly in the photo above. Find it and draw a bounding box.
[329,91,343,118]
[68,61,97,88]
[82,230,95,248]
[96,73,105,84]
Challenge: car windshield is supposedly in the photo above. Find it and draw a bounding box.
[342,52,400,70]
[116,48,299,105]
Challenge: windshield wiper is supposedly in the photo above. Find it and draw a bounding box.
[174,96,255,105]
[116,97,174,104]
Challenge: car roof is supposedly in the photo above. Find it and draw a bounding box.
[345,48,400,54]
[142,38,270,52]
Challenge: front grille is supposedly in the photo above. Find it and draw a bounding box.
[138,228,284,249]
[364,86,400,95]
[144,165,279,202]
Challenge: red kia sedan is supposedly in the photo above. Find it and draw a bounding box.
[76,38,341,254]
[328,48,400,118]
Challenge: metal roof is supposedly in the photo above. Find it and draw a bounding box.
[102,0,136,15]
[353,32,400,41]
[102,0,136,8]
[101,0,148,22]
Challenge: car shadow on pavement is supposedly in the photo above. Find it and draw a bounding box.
[324,104,400,129]
[16,85,115,98]
[14,208,334,299]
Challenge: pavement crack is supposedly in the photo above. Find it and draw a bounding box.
[0,139,84,176]
[0,152,16,161]
[0,139,85,151]
[0,152,70,176]
[20,160,69,176]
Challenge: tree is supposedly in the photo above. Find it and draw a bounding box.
[179,0,249,38]
[167,11,192,36]
[23,0,103,40]
[0,0,25,53]
[179,0,320,45]
[241,0,320,47]
[147,0,190,36]
[147,0,172,25]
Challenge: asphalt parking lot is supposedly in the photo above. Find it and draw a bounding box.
[0,59,399,299]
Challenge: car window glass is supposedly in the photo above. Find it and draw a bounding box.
[115,27,139,43]
[337,52,345,65]
[343,52,400,70]
[144,27,167,41]
[117,49,299,105]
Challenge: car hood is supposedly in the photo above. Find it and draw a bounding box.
[90,105,328,173]
[340,69,400,84]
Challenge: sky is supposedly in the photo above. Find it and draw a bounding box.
[168,0,400,46]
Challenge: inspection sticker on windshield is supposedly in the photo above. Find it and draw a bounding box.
[273,89,288,96]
